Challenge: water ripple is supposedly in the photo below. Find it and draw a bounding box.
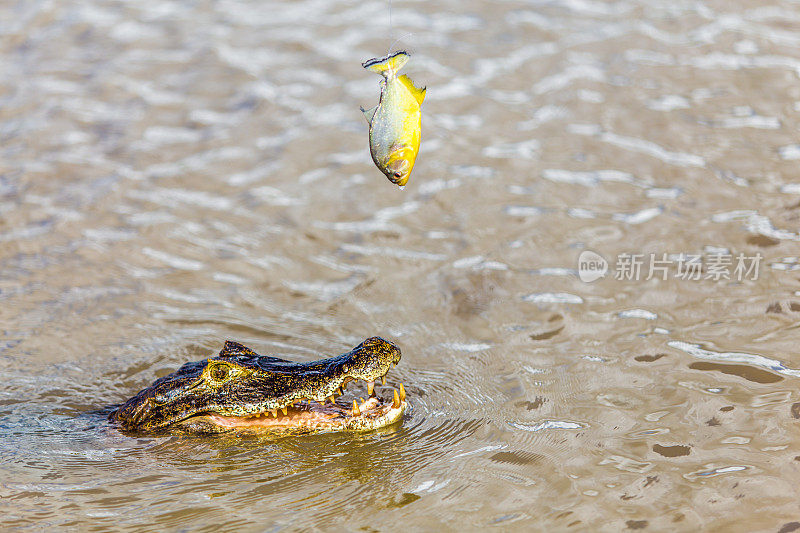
[4,0,800,528]
[669,341,800,378]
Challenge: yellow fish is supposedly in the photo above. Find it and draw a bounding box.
[361,51,426,188]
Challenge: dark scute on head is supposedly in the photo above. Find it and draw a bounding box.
[219,340,258,358]
[217,342,295,368]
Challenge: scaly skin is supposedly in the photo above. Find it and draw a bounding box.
[110,337,407,434]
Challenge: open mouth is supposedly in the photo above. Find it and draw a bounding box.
[177,381,407,434]
[111,337,407,434]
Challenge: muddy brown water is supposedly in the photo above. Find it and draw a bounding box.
[3,0,800,530]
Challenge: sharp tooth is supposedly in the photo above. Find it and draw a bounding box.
[399,383,406,401]
[271,409,277,417]
[281,407,287,416]
[328,395,335,404]
[367,381,374,396]
[381,376,386,385]
[352,400,360,416]
[392,389,400,408]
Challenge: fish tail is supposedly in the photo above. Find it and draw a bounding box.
[362,50,409,77]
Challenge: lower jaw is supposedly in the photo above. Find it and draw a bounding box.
[176,398,407,434]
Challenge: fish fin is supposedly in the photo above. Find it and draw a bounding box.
[362,51,410,76]
[360,105,378,123]
[219,341,258,358]
[398,75,426,105]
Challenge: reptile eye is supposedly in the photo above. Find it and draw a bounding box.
[208,364,230,381]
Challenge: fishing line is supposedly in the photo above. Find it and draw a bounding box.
[386,33,414,57]
[384,0,414,57]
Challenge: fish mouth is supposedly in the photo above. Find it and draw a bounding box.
[174,382,408,434]
[389,174,409,187]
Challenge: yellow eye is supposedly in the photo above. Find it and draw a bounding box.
[208,363,230,382]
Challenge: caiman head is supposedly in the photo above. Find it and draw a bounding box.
[110,337,407,434]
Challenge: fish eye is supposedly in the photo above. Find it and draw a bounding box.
[208,363,230,382]
[393,171,403,178]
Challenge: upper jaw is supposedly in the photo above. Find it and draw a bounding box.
[185,370,404,422]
